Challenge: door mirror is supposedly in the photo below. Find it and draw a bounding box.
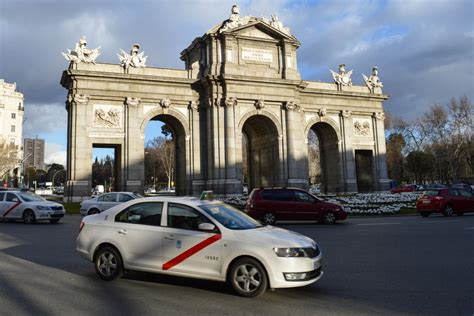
[12,197,19,202]
[198,223,216,232]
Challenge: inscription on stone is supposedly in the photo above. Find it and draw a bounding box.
[241,47,273,63]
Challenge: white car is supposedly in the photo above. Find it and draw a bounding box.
[80,192,142,216]
[77,196,323,297]
[0,190,65,224]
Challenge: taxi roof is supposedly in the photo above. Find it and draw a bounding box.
[136,196,223,206]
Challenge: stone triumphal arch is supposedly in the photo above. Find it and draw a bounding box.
[61,6,389,201]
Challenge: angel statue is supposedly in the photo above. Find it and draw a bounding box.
[62,36,101,64]
[362,66,383,94]
[330,64,353,91]
[117,44,148,69]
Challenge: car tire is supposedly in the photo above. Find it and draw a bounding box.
[94,246,124,281]
[420,212,430,218]
[49,219,60,224]
[262,213,276,225]
[22,209,36,224]
[229,258,268,298]
[443,205,454,217]
[88,208,100,215]
[321,211,336,224]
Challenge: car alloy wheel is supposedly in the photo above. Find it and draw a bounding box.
[443,205,454,217]
[230,258,268,297]
[94,246,123,281]
[262,213,276,225]
[23,210,36,224]
[322,211,336,224]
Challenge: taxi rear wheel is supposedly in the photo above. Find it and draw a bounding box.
[229,258,268,298]
[23,210,36,224]
[94,246,124,281]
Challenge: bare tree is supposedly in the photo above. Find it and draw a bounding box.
[146,136,175,189]
[307,130,321,184]
[0,140,19,181]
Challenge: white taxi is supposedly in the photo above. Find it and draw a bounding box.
[0,190,65,224]
[77,195,323,297]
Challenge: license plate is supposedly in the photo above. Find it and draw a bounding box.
[423,200,430,204]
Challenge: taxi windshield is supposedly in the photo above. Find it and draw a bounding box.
[199,203,262,230]
[18,192,46,202]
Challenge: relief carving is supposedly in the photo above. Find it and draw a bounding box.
[353,119,371,137]
[255,98,265,110]
[318,108,327,116]
[160,99,171,108]
[93,105,122,128]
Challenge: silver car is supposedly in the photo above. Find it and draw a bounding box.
[80,192,142,216]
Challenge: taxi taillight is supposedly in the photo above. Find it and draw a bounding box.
[79,221,85,233]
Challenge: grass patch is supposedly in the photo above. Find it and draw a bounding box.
[398,207,418,215]
[63,202,81,214]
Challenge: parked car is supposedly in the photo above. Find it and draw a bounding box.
[416,188,474,217]
[244,187,346,225]
[451,183,473,193]
[390,185,415,194]
[0,190,65,224]
[77,195,323,297]
[80,192,142,216]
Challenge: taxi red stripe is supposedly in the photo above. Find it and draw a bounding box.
[162,234,221,271]
[3,202,21,217]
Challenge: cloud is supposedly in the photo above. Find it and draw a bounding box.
[45,142,66,166]
[22,103,67,137]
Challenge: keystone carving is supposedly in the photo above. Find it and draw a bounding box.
[160,99,171,108]
[318,108,327,116]
[255,98,265,110]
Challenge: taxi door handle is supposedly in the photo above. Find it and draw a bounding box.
[164,235,175,240]
[117,229,127,235]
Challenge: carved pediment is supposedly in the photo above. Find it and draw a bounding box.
[228,21,300,45]
[235,25,279,40]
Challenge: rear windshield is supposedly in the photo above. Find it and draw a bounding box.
[423,190,440,196]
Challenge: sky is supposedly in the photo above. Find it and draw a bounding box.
[0,0,473,166]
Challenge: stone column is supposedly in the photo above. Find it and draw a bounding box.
[340,110,357,192]
[189,101,204,194]
[124,97,143,193]
[65,94,92,202]
[373,112,390,190]
[284,101,308,190]
[223,97,241,194]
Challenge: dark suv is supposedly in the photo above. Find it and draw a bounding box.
[244,187,347,225]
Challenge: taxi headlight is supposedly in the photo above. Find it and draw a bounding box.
[274,247,308,258]
[36,205,50,211]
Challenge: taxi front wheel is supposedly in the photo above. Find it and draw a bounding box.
[94,246,124,281]
[229,258,268,297]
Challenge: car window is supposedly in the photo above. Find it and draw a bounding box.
[101,193,117,202]
[424,190,440,196]
[119,193,134,202]
[294,191,315,203]
[6,193,19,202]
[448,189,459,196]
[200,203,262,230]
[262,189,293,201]
[18,192,45,202]
[167,203,211,231]
[0,192,5,201]
[458,189,472,197]
[115,202,163,226]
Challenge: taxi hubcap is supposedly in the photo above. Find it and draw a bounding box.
[98,252,117,276]
[235,264,261,292]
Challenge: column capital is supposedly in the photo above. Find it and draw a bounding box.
[223,97,238,107]
[340,110,352,118]
[125,97,141,107]
[373,112,385,120]
[284,101,303,112]
[71,94,90,105]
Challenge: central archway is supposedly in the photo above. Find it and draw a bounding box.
[241,115,280,190]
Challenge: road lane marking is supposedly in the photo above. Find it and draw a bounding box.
[357,222,401,226]
[420,220,460,224]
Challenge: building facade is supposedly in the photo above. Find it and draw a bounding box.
[0,79,24,182]
[61,7,390,201]
[23,136,45,170]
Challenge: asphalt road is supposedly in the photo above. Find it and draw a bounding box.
[0,214,473,316]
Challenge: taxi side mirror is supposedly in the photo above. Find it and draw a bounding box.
[198,223,216,232]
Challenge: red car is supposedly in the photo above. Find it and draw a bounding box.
[390,185,415,194]
[416,188,474,217]
[244,187,347,225]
